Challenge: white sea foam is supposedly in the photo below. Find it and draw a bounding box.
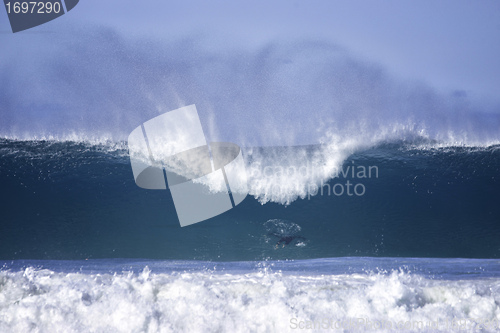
[0,267,499,332]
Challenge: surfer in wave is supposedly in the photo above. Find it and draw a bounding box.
[265,219,307,248]
[273,234,307,248]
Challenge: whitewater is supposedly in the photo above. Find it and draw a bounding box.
[1,258,499,333]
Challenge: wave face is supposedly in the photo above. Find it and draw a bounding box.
[1,258,500,333]
[1,139,499,260]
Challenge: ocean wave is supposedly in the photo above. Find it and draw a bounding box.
[1,137,499,207]
[2,27,500,206]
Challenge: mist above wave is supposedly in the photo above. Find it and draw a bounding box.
[1,26,499,147]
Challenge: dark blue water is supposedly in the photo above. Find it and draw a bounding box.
[1,139,499,260]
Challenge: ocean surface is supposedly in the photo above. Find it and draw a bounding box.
[1,138,499,332]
